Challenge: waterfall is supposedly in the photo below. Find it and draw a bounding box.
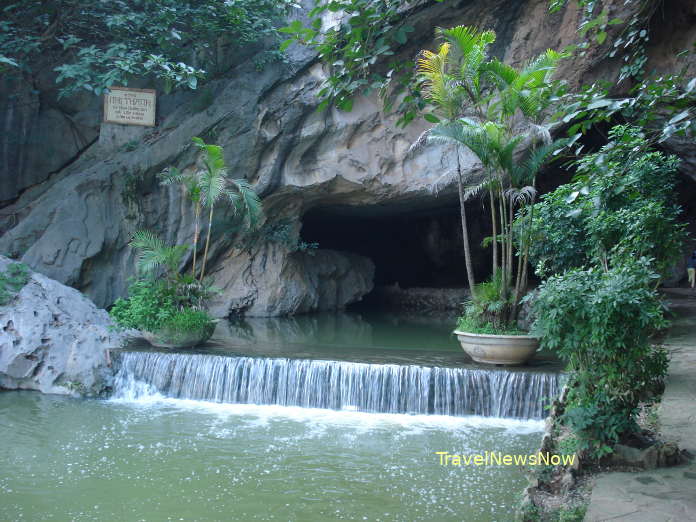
[112,351,561,420]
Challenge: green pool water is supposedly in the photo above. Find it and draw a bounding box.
[2,311,555,520]
[0,391,542,521]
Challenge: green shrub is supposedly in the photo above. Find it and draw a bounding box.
[109,278,215,336]
[155,308,216,342]
[0,263,30,305]
[531,259,669,457]
[110,279,178,332]
[522,126,685,280]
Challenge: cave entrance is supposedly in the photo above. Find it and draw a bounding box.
[300,201,491,311]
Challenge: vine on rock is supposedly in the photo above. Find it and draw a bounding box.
[280,0,445,125]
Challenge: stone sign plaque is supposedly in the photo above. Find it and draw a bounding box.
[103,87,156,126]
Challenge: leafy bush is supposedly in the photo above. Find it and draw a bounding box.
[0,263,30,306]
[279,0,418,119]
[157,308,216,340]
[110,279,178,332]
[3,0,295,97]
[531,259,669,457]
[523,126,685,280]
[110,279,215,337]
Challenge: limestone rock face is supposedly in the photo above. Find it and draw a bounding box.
[208,245,375,317]
[0,256,125,396]
[0,0,693,315]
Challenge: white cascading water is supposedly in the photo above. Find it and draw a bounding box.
[112,351,560,420]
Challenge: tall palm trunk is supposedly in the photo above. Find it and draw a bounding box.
[192,202,201,278]
[457,153,476,296]
[199,205,215,281]
[498,189,507,292]
[512,201,534,320]
[489,179,498,275]
[507,196,514,287]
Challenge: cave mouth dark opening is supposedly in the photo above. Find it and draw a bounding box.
[301,203,490,294]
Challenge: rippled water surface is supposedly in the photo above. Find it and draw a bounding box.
[0,391,542,521]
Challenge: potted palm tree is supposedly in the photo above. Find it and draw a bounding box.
[110,230,218,348]
[415,26,566,365]
[110,137,262,348]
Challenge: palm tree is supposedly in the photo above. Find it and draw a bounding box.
[416,26,496,295]
[417,25,564,321]
[192,137,262,281]
[159,167,202,277]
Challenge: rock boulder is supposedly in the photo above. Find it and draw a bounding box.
[209,245,375,317]
[0,256,125,396]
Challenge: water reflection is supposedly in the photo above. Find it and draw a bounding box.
[123,310,560,370]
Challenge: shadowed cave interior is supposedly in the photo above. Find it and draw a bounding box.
[300,202,493,294]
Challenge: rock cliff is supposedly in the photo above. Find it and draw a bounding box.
[0,0,694,315]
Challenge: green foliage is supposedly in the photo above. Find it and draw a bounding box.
[112,228,218,340]
[523,126,686,280]
[548,1,695,146]
[524,126,681,459]
[160,138,263,281]
[557,74,695,149]
[190,137,263,228]
[1,0,295,98]
[557,435,579,457]
[189,137,263,280]
[456,314,526,336]
[0,263,30,306]
[110,278,214,336]
[241,219,319,253]
[517,184,587,278]
[280,0,426,119]
[110,279,178,332]
[459,270,520,333]
[531,259,669,458]
[419,25,565,323]
[154,308,216,342]
[556,505,587,522]
[130,230,188,278]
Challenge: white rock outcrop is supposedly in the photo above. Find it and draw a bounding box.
[0,256,125,395]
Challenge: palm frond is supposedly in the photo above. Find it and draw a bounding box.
[130,230,185,276]
[231,179,263,228]
[193,136,225,176]
[512,138,569,186]
[159,167,185,185]
[438,26,495,57]
[503,186,537,205]
[482,58,517,89]
[199,168,227,208]
[464,179,493,202]
[429,120,490,167]
[417,44,459,119]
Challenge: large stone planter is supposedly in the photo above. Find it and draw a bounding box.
[454,330,539,366]
[142,321,217,349]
